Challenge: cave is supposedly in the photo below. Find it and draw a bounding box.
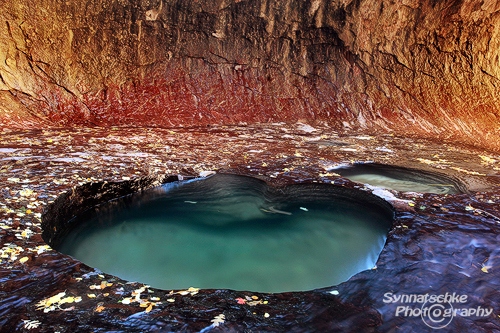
[1,0,500,332]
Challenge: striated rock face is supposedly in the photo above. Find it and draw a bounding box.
[0,0,499,151]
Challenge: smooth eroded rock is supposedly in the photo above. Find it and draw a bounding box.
[0,0,499,151]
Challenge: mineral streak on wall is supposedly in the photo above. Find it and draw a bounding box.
[0,0,499,151]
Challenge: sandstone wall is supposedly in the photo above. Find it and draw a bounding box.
[0,0,499,151]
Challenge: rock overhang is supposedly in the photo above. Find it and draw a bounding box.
[1,0,500,152]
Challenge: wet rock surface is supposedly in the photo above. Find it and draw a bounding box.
[1,0,500,152]
[1,0,500,331]
[0,124,500,332]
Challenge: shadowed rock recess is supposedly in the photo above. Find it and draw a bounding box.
[0,0,499,151]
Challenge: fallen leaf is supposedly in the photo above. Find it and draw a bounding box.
[19,256,29,264]
[481,264,491,273]
[37,292,66,309]
[211,314,225,327]
[100,281,113,289]
[36,292,80,312]
[479,155,496,164]
[33,245,51,254]
[23,320,41,330]
[19,189,34,197]
[177,287,199,296]
[60,296,78,304]
[121,297,132,304]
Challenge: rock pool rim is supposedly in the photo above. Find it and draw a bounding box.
[41,172,396,293]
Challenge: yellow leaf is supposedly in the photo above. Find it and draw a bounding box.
[19,189,34,197]
[145,303,153,313]
[479,155,496,164]
[87,294,96,298]
[177,287,199,296]
[60,296,75,304]
[19,256,29,264]
[95,305,105,313]
[100,281,111,289]
[37,292,66,309]
[20,229,33,238]
[211,314,225,327]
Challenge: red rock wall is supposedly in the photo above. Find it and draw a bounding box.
[0,0,499,151]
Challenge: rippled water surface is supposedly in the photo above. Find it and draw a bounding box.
[333,163,464,194]
[57,174,393,292]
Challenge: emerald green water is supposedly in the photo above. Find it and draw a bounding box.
[333,163,464,194]
[57,174,393,292]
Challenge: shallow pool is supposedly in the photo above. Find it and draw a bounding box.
[333,163,465,194]
[56,174,394,292]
